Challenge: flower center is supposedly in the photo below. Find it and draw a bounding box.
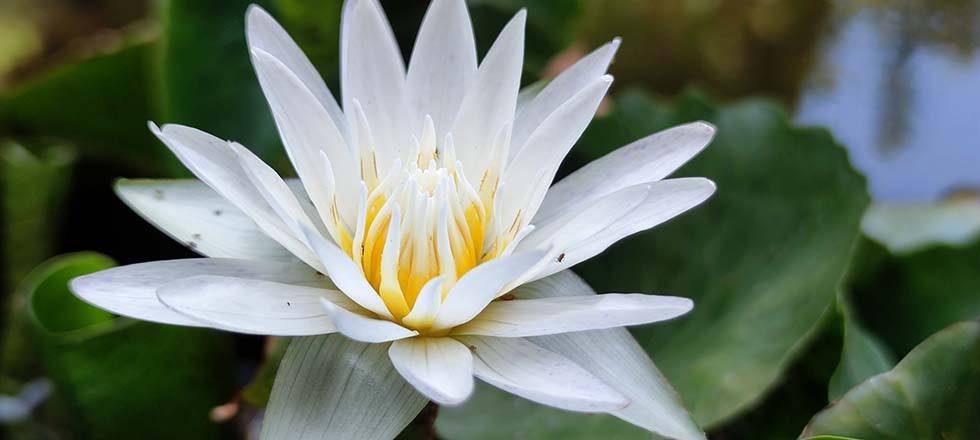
[337,127,516,325]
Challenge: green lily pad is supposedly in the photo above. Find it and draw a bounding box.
[25,252,236,439]
[802,320,980,439]
[1,143,75,380]
[571,90,869,428]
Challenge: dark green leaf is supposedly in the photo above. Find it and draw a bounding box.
[1,143,75,380]
[802,320,980,439]
[0,36,172,174]
[25,252,236,439]
[827,292,895,401]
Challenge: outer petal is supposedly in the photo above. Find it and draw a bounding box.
[452,294,693,337]
[149,123,322,270]
[250,48,359,228]
[535,121,716,223]
[341,0,412,171]
[519,271,706,440]
[519,178,716,282]
[500,75,613,231]
[510,38,621,160]
[156,275,355,336]
[431,250,547,331]
[452,10,525,178]
[320,299,417,343]
[456,335,628,412]
[406,0,477,138]
[245,5,349,144]
[261,334,428,440]
[115,178,295,262]
[69,258,324,327]
[389,337,474,405]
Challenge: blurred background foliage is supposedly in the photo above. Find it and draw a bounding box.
[1,0,978,439]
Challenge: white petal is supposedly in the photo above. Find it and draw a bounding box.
[261,334,427,439]
[452,10,525,178]
[69,258,323,327]
[115,178,295,262]
[453,294,693,337]
[520,178,716,282]
[457,335,628,412]
[342,0,412,171]
[301,226,393,318]
[519,271,705,440]
[250,49,359,228]
[230,142,322,239]
[402,276,444,329]
[407,0,477,138]
[535,121,716,223]
[149,123,322,270]
[389,337,474,405]
[510,38,621,160]
[320,299,416,343]
[245,5,349,145]
[431,250,547,331]
[500,75,614,231]
[156,275,355,336]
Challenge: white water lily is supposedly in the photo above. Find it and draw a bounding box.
[71,0,716,438]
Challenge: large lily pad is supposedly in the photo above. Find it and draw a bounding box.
[436,89,868,437]
[25,252,236,439]
[573,90,869,427]
[802,320,980,439]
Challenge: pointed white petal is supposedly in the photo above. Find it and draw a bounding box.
[407,0,477,138]
[452,10,525,178]
[250,49,359,228]
[245,5,349,144]
[517,272,705,439]
[453,294,693,337]
[389,337,474,405]
[149,123,322,269]
[500,75,613,230]
[230,142,322,239]
[402,276,444,329]
[115,178,295,262]
[262,334,427,439]
[69,258,324,327]
[301,226,393,318]
[535,122,715,223]
[431,250,547,331]
[510,38,621,159]
[520,178,716,282]
[320,299,416,343]
[156,275,356,336]
[457,335,628,412]
[342,0,412,171]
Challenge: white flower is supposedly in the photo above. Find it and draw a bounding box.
[71,0,715,438]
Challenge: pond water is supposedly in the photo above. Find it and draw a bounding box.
[797,5,980,202]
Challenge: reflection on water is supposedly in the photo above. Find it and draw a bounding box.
[797,1,980,201]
